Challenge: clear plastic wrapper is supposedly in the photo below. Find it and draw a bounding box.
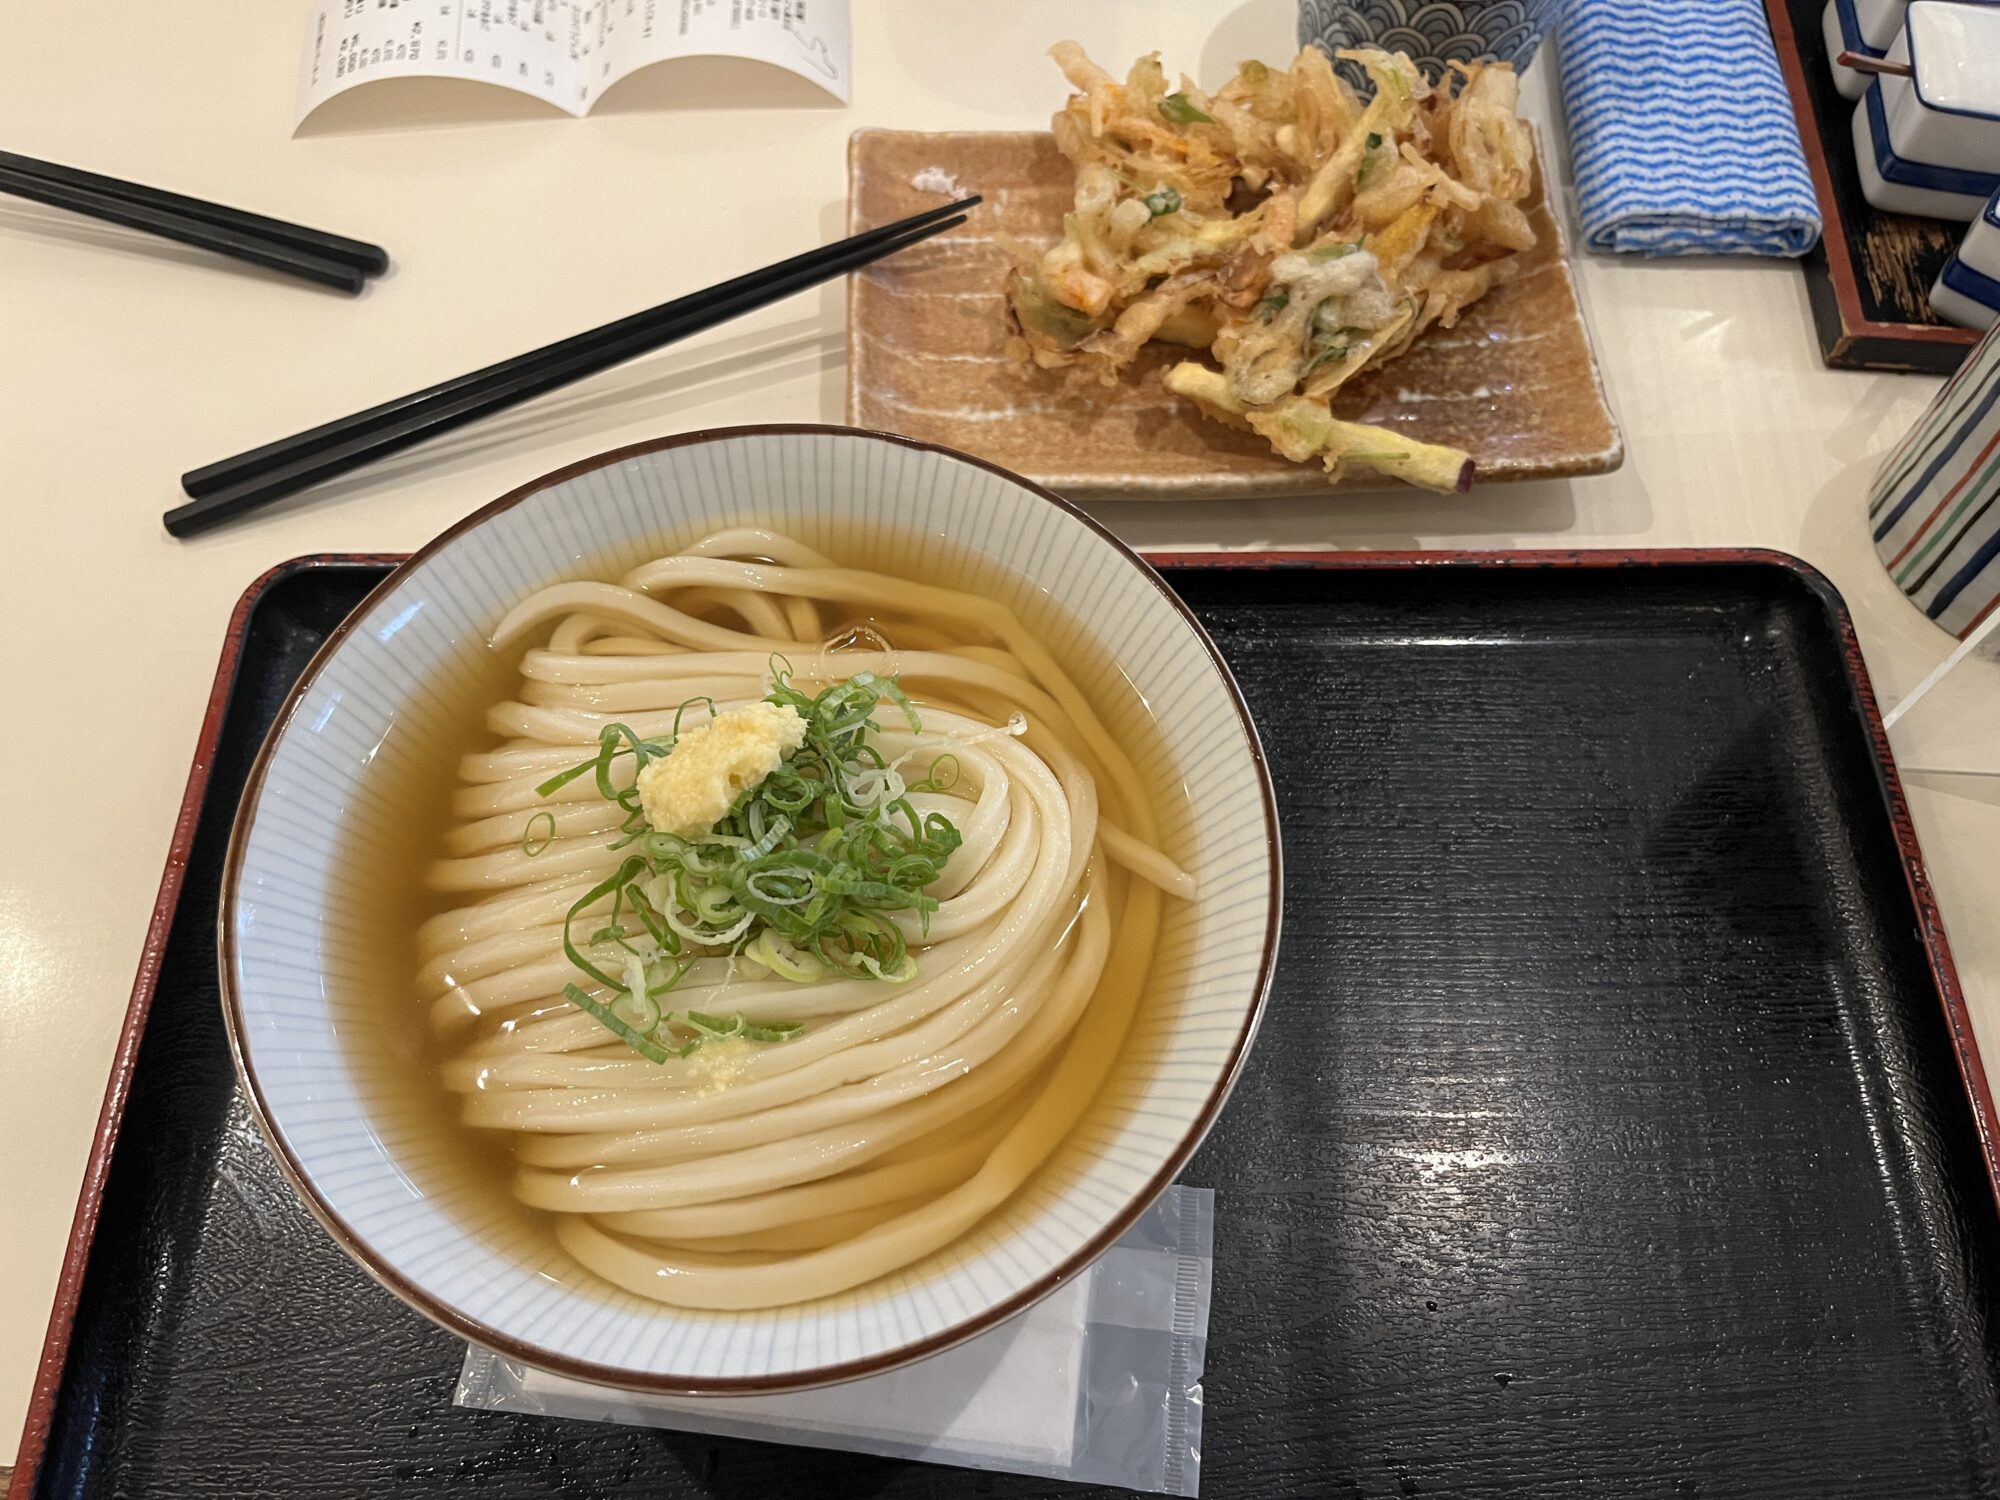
[456,1184,1213,1496]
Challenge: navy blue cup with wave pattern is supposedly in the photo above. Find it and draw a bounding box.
[1297,0,1570,91]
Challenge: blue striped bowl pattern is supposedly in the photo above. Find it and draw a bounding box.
[1297,0,1570,91]
[222,427,1281,1391]
[1871,322,2000,637]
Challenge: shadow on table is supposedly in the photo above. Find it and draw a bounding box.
[295,78,569,137]
[185,316,845,537]
[593,56,846,114]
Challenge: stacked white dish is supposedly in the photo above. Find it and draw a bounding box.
[1933,190,2000,328]
[1823,0,1906,101]
[1851,1,2000,221]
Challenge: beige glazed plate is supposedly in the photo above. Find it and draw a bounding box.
[847,129,1624,498]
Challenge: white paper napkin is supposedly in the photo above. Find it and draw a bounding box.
[455,1185,1215,1495]
[502,1271,1089,1469]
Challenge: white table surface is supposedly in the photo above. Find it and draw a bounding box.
[3,0,1997,1468]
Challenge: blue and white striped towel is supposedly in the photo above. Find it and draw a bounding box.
[1559,0,1821,256]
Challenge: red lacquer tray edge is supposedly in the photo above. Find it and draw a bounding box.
[9,544,1987,1496]
[6,554,404,1500]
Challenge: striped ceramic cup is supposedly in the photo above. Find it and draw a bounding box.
[1871,318,2000,638]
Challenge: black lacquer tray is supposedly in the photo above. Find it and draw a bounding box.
[13,550,1997,1498]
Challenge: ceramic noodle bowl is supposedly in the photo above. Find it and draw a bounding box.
[220,425,1281,1392]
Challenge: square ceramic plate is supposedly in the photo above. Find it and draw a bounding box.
[846,129,1624,498]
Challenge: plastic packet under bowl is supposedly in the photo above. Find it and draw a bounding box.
[456,1184,1214,1496]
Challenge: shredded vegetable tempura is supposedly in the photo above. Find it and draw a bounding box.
[1005,43,1538,492]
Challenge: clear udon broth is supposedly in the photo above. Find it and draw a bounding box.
[334,520,1201,1311]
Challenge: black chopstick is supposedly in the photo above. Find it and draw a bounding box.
[0,151,389,277]
[0,164,367,294]
[180,195,978,501]
[166,212,967,535]
[164,197,980,538]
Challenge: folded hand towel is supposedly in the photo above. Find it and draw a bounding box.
[1560,0,1822,255]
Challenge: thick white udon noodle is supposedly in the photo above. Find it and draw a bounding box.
[419,529,1195,1310]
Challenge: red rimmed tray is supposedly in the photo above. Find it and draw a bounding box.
[12,548,2000,1500]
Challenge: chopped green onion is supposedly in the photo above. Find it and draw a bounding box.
[1304,324,1361,376]
[1356,131,1388,189]
[1142,186,1182,218]
[536,722,669,799]
[1304,344,1350,375]
[908,753,960,794]
[1158,92,1212,125]
[563,984,672,1064]
[561,857,665,993]
[671,696,716,737]
[746,928,824,983]
[744,815,793,860]
[520,810,556,857]
[541,666,966,1061]
[615,954,662,1034]
[674,1010,804,1046]
[645,957,688,998]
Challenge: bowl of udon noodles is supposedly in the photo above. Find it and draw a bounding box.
[221,424,1279,1392]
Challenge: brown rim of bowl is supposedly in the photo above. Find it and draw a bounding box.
[217,422,1283,1396]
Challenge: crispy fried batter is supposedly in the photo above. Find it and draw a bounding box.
[1007,42,1538,488]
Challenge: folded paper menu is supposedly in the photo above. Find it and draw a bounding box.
[296,0,851,125]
